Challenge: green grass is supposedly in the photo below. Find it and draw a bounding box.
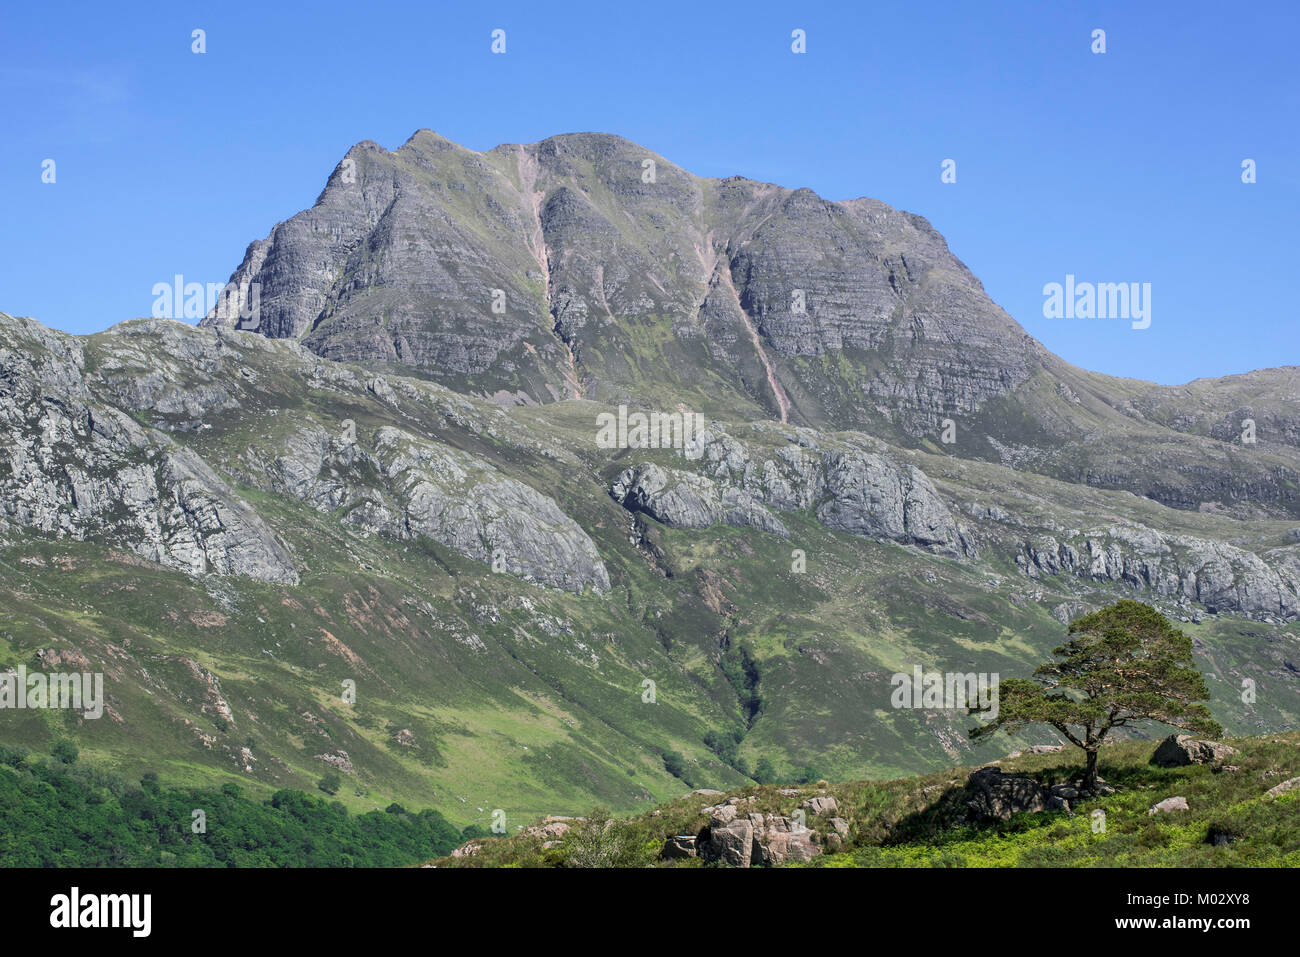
[1,314,1297,826]
[434,732,1300,868]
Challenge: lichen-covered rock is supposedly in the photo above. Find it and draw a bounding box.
[1150,734,1239,768]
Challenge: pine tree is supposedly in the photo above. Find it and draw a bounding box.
[970,601,1221,791]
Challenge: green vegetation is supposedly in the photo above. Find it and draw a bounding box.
[0,314,1295,826]
[0,745,462,867]
[973,601,1222,789]
[435,732,1300,868]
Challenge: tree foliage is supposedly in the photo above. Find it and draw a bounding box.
[970,601,1221,788]
[0,747,461,867]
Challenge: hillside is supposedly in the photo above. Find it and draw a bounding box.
[432,732,1300,868]
[0,308,1297,827]
[1,133,1298,828]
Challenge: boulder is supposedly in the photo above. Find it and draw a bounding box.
[524,819,572,840]
[705,816,754,867]
[698,811,831,866]
[964,766,1052,821]
[1148,796,1190,815]
[749,813,820,865]
[1263,776,1300,799]
[823,817,851,851]
[800,795,838,815]
[1150,734,1238,767]
[706,804,738,826]
[660,835,698,860]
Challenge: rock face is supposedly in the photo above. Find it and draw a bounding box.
[0,317,298,583]
[704,811,755,867]
[201,129,1300,520]
[200,131,1041,435]
[1150,735,1239,768]
[0,313,612,593]
[338,427,609,594]
[1,315,609,596]
[818,450,964,556]
[697,800,836,866]
[1021,526,1300,620]
[611,463,788,536]
[611,428,969,557]
[747,813,822,865]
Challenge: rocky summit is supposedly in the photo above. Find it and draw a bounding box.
[1,130,1297,825]
[204,130,1300,521]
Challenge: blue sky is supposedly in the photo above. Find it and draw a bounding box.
[2,0,1296,384]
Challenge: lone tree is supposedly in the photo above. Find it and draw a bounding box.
[970,600,1221,791]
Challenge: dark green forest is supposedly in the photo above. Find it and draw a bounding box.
[0,744,464,867]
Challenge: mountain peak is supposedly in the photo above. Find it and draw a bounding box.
[397,128,464,155]
[199,130,1300,519]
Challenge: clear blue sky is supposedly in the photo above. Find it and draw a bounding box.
[2,0,1296,384]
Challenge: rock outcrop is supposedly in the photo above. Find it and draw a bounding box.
[275,422,609,594]
[1263,776,1300,799]
[0,317,298,583]
[611,428,969,556]
[1150,735,1239,768]
[695,798,839,866]
[659,835,698,859]
[964,766,1054,821]
[611,463,788,536]
[1020,525,1300,621]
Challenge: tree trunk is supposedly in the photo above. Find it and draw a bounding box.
[1083,746,1099,791]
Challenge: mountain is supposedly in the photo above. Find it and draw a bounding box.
[0,131,1297,827]
[203,130,1300,520]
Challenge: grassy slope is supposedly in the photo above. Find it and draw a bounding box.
[1,321,1296,828]
[434,732,1300,868]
